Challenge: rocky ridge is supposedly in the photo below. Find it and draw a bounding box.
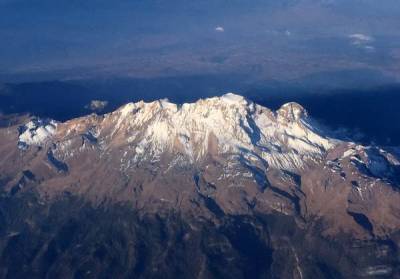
[0,93,400,278]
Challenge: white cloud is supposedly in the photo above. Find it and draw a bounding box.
[215,26,225,32]
[364,45,375,52]
[348,33,374,44]
[348,33,376,52]
[86,100,108,112]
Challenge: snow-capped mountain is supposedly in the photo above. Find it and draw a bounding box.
[1,93,400,278]
[19,93,333,170]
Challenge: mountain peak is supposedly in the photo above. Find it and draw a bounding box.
[219,92,248,105]
[17,118,57,149]
[277,102,308,122]
[17,94,334,172]
[5,93,400,247]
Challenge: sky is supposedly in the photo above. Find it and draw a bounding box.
[1,0,400,83]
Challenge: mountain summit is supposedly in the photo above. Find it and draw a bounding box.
[18,93,332,171]
[0,94,400,278]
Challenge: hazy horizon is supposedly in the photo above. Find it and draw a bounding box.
[1,0,400,86]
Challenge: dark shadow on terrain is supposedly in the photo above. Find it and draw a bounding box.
[0,192,398,278]
[347,211,374,234]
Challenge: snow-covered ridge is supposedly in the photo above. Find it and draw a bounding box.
[18,119,57,149]
[18,93,336,171]
[102,93,336,170]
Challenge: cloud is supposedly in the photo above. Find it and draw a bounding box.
[348,33,376,52]
[86,100,108,112]
[364,45,375,52]
[348,33,374,45]
[364,46,375,51]
[215,26,224,32]
[349,33,373,42]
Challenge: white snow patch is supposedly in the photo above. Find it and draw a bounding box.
[18,119,57,148]
[220,93,247,105]
[343,149,356,158]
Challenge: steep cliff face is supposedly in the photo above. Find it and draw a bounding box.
[0,94,399,278]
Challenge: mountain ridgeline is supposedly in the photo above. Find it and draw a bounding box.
[0,94,399,278]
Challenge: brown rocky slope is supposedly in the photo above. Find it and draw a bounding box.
[0,94,399,278]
